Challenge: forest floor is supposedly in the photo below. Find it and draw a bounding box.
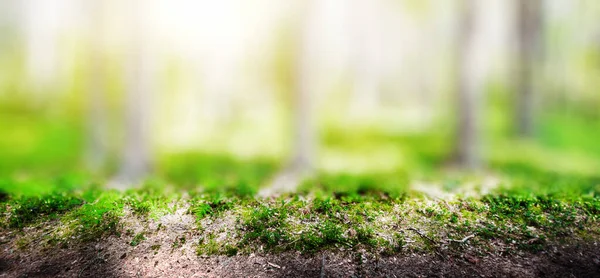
[1,170,599,277]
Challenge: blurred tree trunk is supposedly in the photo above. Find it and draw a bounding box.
[455,0,483,170]
[259,1,316,196]
[290,0,316,174]
[85,1,108,172]
[515,0,544,137]
[114,1,154,186]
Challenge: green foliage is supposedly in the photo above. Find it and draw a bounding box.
[197,236,218,255]
[492,161,600,196]
[295,220,347,252]
[321,127,451,171]
[189,195,236,219]
[312,197,339,215]
[242,204,290,249]
[234,197,395,253]
[130,232,146,246]
[172,236,186,249]
[318,220,345,245]
[481,195,584,236]
[7,192,83,228]
[122,189,174,219]
[0,114,84,177]
[159,153,277,196]
[302,173,408,199]
[538,114,600,156]
[353,225,379,246]
[62,191,123,242]
[151,244,161,252]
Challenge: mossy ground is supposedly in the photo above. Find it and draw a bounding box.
[1,169,599,257]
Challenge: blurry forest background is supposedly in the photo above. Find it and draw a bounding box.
[1,0,600,197]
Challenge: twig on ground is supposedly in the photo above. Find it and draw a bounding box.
[449,234,476,244]
[267,262,281,269]
[407,227,437,245]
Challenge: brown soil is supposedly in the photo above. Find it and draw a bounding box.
[2,237,599,278]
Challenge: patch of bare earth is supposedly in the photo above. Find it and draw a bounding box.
[2,236,600,277]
